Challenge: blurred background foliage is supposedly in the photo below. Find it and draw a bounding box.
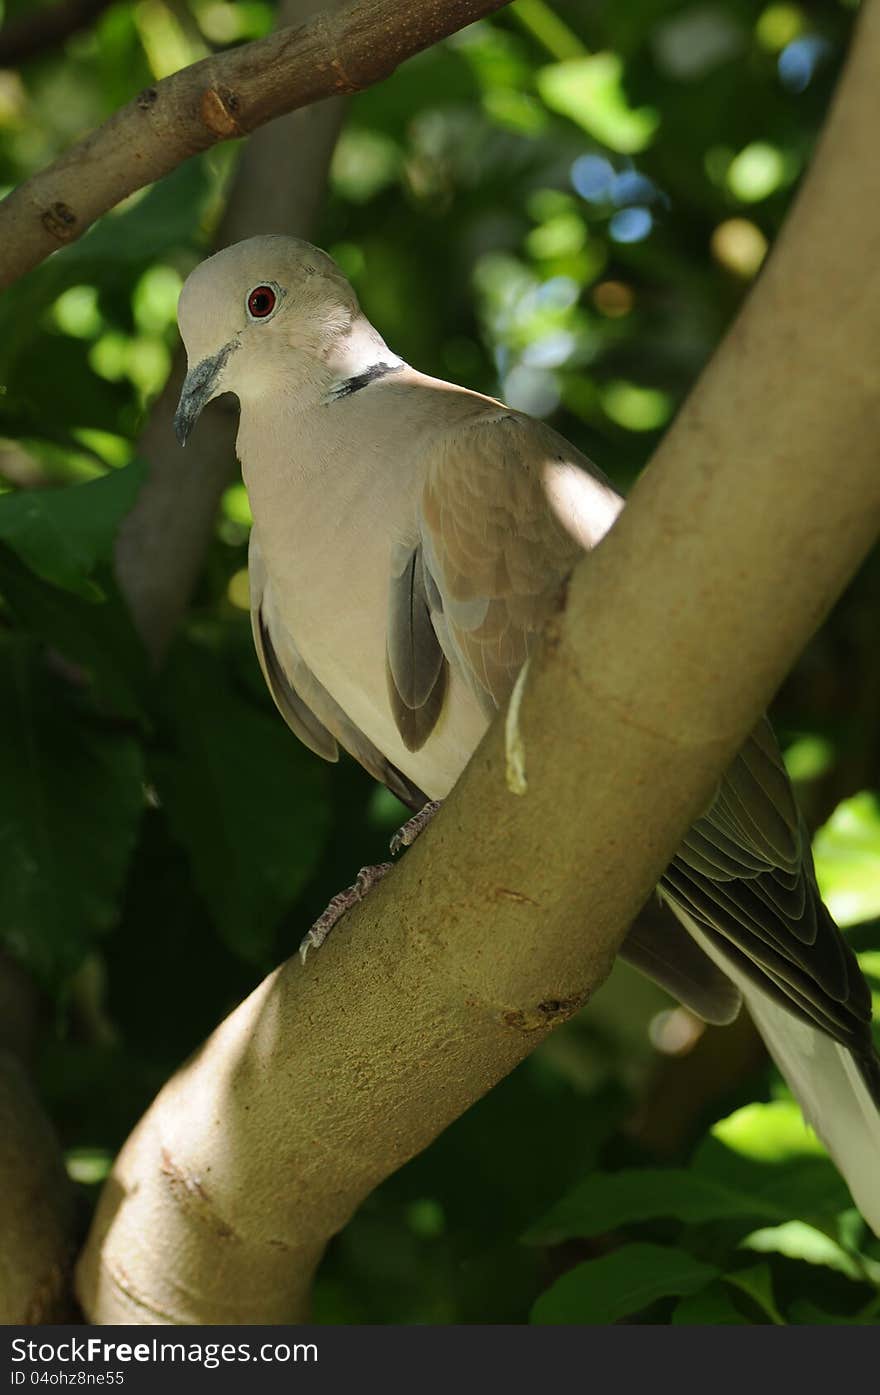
[0,0,879,1325]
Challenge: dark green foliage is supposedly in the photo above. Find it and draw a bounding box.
[532,1244,720,1324]
[0,637,144,983]
[151,640,331,965]
[0,460,147,597]
[1,0,878,1326]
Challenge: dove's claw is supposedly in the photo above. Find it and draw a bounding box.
[389,799,442,856]
[298,799,442,963]
[298,861,393,963]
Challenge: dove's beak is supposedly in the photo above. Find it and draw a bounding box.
[174,343,236,446]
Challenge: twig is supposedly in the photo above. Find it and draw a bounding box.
[0,0,510,289]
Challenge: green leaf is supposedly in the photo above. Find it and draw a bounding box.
[788,1298,880,1325]
[741,1220,879,1285]
[523,1167,787,1245]
[536,55,659,153]
[0,639,144,983]
[724,1263,785,1324]
[0,162,212,349]
[672,1281,752,1325]
[786,1288,880,1322]
[0,548,148,718]
[152,642,332,964]
[531,1243,718,1324]
[0,460,147,599]
[693,1100,853,1224]
[813,792,880,928]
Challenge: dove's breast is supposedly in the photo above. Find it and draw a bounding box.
[236,388,492,799]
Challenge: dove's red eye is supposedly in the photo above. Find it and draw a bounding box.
[247,285,277,319]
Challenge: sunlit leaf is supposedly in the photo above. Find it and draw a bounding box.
[741,1220,879,1284]
[693,1100,852,1222]
[813,793,880,927]
[537,55,659,153]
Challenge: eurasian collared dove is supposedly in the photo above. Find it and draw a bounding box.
[175,235,880,1233]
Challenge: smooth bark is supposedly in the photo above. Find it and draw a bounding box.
[0,958,74,1324]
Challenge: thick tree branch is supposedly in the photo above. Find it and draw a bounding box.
[0,954,74,1323]
[75,4,880,1324]
[0,0,509,289]
[115,0,347,663]
[2,1,345,1327]
[0,1054,75,1322]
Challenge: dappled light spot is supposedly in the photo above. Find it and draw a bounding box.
[649,1007,705,1056]
[226,567,250,611]
[570,153,615,202]
[406,1198,446,1239]
[526,211,586,260]
[521,330,576,369]
[711,218,768,278]
[65,1147,113,1186]
[782,734,835,784]
[331,129,401,204]
[813,792,880,928]
[756,3,805,53]
[652,5,746,80]
[726,142,786,202]
[608,206,652,243]
[601,380,671,432]
[53,285,102,339]
[503,364,560,417]
[778,36,831,94]
[195,0,273,45]
[592,280,634,317]
[132,264,183,334]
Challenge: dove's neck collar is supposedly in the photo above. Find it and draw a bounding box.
[322,313,404,404]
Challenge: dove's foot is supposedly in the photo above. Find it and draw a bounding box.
[298,861,393,964]
[390,799,443,856]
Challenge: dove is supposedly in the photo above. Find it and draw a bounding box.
[175,235,880,1234]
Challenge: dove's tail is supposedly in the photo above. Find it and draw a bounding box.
[680,912,880,1237]
[738,985,880,1234]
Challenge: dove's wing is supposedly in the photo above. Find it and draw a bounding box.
[250,530,428,810]
[661,719,874,1058]
[400,410,620,717]
[397,409,877,1084]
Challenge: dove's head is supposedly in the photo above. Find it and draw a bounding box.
[174,235,366,444]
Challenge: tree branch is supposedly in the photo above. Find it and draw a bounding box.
[75,3,880,1324]
[0,954,74,1324]
[0,0,510,289]
[115,0,347,664]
